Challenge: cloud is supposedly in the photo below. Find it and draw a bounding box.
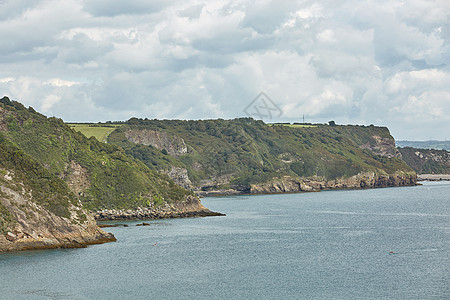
[41,94,61,113]
[0,0,449,140]
[44,78,80,87]
[0,77,15,83]
[81,0,173,17]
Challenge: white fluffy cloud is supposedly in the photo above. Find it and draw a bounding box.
[0,0,449,140]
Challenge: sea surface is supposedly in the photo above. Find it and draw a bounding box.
[1,181,449,299]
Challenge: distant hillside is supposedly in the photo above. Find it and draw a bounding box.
[396,140,450,151]
[398,147,450,174]
[107,118,416,194]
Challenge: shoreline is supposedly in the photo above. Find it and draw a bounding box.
[197,181,418,197]
[0,231,116,253]
[417,174,450,181]
[94,182,419,221]
[94,207,225,221]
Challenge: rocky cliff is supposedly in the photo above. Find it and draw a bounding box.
[125,129,188,157]
[0,171,115,252]
[360,135,402,159]
[398,147,450,174]
[162,167,193,190]
[248,172,417,194]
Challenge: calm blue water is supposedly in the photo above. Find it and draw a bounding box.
[1,182,449,299]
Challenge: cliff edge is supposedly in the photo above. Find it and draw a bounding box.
[0,181,115,252]
[0,135,115,252]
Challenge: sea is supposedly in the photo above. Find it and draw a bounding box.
[0,181,449,299]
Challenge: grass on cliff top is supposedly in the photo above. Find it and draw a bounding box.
[69,124,122,142]
[269,123,318,128]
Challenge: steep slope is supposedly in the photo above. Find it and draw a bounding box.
[0,134,115,251]
[398,147,450,174]
[108,118,416,194]
[0,97,211,213]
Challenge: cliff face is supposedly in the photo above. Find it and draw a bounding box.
[162,167,193,190]
[0,173,115,252]
[360,135,402,159]
[125,129,188,157]
[249,172,417,194]
[398,147,450,174]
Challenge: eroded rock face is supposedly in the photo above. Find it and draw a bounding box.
[360,135,402,159]
[398,147,450,174]
[163,167,192,190]
[64,160,90,196]
[0,179,115,252]
[248,172,417,194]
[125,129,187,157]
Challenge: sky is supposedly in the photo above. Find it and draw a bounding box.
[1,0,449,140]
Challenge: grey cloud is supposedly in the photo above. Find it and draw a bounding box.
[177,4,204,20]
[239,1,297,34]
[82,0,173,17]
[0,0,42,20]
[1,0,449,140]
[56,33,113,64]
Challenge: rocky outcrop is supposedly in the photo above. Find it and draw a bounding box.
[64,160,91,196]
[249,172,416,194]
[0,179,115,252]
[417,174,450,181]
[195,172,417,196]
[125,129,187,157]
[360,135,401,159]
[163,167,193,190]
[94,195,224,221]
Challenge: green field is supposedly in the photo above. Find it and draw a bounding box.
[69,124,121,142]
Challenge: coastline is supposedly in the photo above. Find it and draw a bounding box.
[0,183,117,253]
[0,223,116,253]
[197,172,418,197]
[417,174,450,181]
[94,207,225,221]
[94,195,226,221]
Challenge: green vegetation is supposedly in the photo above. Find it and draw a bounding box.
[107,118,412,191]
[0,97,193,211]
[0,95,417,220]
[69,124,121,143]
[0,201,14,234]
[0,133,76,219]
